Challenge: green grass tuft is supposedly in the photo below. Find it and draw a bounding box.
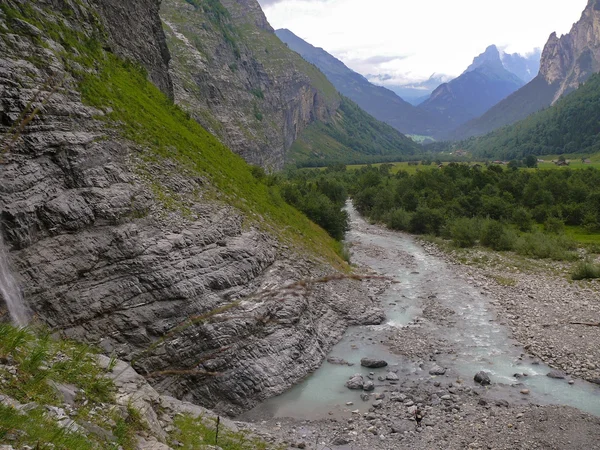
[571,259,600,280]
[170,414,281,450]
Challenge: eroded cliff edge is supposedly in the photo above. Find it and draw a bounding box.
[0,0,381,415]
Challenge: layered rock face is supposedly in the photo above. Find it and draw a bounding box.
[161,0,340,170]
[540,0,600,102]
[91,0,174,97]
[0,0,379,415]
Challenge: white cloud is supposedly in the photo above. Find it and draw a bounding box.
[259,0,588,82]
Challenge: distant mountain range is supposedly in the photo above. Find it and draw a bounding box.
[501,48,542,84]
[420,45,530,135]
[276,27,545,140]
[451,0,600,140]
[275,28,445,136]
[366,73,452,106]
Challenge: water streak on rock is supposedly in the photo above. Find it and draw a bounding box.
[0,233,28,327]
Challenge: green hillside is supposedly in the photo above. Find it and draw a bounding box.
[288,97,422,167]
[462,73,600,159]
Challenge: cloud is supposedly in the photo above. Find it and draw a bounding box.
[257,0,284,6]
[260,0,588,79]
[360,55,410,65]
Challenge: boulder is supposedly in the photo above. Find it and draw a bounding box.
[546,370,566,379]
[360,358,388,368]
[474,371,491,385]
[429,365,446,376]
[363,381,375,391]
[346,375,364,390]
[386,372,399,381]
[327,357,354,366]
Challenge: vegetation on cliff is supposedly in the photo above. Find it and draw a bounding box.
[0,324,279,449]
[289,97,422,167]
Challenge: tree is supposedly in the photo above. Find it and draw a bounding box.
[524,155,538,168]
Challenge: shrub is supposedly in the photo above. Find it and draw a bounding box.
[480,220,515,251]
[514,232,578,260]
[571,259,600,280]
[512,207,533,232]
[448,217,481,248]
[409,207,445,235]
[544,217,565,234]
[385,208,411,231]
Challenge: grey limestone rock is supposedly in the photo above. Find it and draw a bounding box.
[0,0,378,417]
[346,375,364,390]
[360,358,388,369]
[429,365,446,376]
[474,371,491,385]
[547,370,567,379]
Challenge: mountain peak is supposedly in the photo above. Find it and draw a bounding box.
[465,44,503,73]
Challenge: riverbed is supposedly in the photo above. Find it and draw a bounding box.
[241,203,600,424]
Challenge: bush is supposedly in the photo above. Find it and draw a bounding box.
[448,217,481,248]
[512,207,533,232]
[298,191,348,241]
[544,217,565,234]
[480,220,515,251]
[514,232,578,260]
[385,208,411,231]
[409,207,445,235]
[571,259,600,280]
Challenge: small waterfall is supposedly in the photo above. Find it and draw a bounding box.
[0,233,29,327]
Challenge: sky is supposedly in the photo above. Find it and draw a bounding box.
[257,0,589,85]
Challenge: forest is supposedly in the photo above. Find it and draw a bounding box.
[258,163,600,272]
[455,73,600,160]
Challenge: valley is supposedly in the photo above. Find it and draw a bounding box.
[1,0,600,449]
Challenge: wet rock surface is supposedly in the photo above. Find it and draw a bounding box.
[360,358,388,369]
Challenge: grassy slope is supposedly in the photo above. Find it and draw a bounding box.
[0,324,278,450]
[1,3,349,265]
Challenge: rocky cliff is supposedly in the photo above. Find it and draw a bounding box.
[161,0,418,169]
[161,0,340,170]
[540,0,600,102]
[451,0,600,140]
[0,0,381,416]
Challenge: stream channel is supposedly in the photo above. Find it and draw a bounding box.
[242,202,600,421]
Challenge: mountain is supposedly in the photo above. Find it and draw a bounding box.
[0,0,378,417]
[462,72,600,160]
[501,48,542,83]
[274,28,446,136]
[419,45,525,132]
[369,74,452,106]
[161,3,419,169]
[452,0,600,140]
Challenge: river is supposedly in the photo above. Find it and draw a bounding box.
[241,202,600,421]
